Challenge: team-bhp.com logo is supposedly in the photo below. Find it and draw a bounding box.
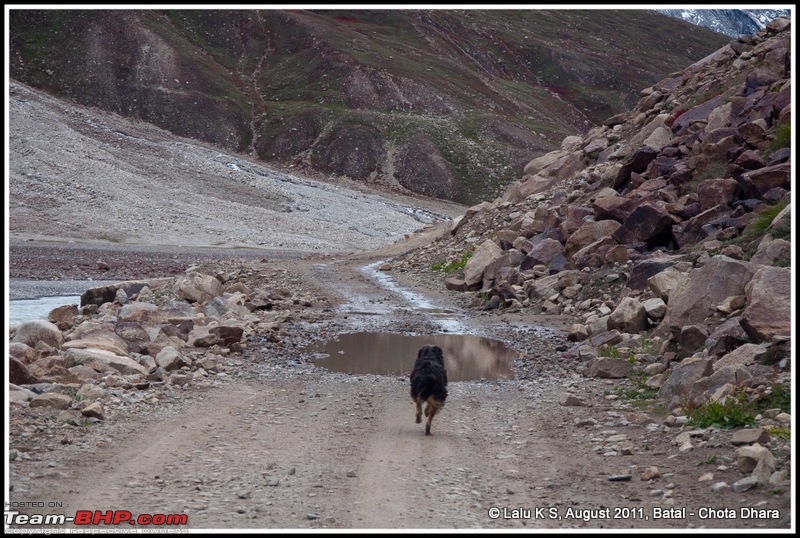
[5,510,188,527]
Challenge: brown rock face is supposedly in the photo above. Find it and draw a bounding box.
[612,202,675,249]
[662,256,754,340]
[740,266,791,343]
[11,320,64,350]
[10,358,40,385]
[565,220,621,259]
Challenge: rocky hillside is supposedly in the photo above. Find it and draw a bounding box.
[8,9,729,204]
[398,17,792,424]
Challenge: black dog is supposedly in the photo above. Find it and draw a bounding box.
[410,345,448,435]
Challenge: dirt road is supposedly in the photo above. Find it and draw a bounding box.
[8,241,791,531]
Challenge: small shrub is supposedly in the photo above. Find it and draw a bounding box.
[686,392,756,429]
[766,425,790,440]
[750,199,790,235]
[432,251,473,274]
[62,386,85,402]
[719,199,791,260]
[598,345,620,358]
[753,383,791,414]
[613,372,659,402]
[770,122,790,151]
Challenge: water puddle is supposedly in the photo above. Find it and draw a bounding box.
[308,332,517,381]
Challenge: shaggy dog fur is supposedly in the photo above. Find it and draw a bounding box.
[410,345,448,435]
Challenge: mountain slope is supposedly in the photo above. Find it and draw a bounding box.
[9,9,729,204]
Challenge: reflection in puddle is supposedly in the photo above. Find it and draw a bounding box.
[308,332,517,381]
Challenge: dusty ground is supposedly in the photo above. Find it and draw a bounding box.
[7,236,792,531]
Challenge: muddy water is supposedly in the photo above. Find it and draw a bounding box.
[309,332,517,381]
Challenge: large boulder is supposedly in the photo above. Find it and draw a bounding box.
[463,240,504,288]
[118,303,162,324]
[648,267,685,301]
[48,304,79,330]
[175,271,223,304]
[63,348,149,376]
[62,333,131,357]
[614,146,660,190]
[9,342,38,364]
[11,320,63,349]
[81,284,117,307]
[583,357,632,379]
[740,266,791,342]
[10,358,40,385]
[659,356,714,408]
[520,206,560,237]
[662,256,755,340]
[608,298,648,334]
[741,164,790,198]
[697,178,740,211]
[750,237,791,267]
[30,393,73,410]
[27,356,83,384]
[565,220,621,259]
[593,196,637,222]
[713,344,769,371]
[524,150,565,175]
[691,365,752,404]
[155,346,190,371]
[519,238,565,270]
[503,174,558,203]
[612,202,675,248]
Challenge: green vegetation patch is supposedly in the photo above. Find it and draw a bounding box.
[687,391,756,429]
[432,251,473,274]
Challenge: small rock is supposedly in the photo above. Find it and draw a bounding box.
[560,395,585,407]
[574,418,597,427]
[30,393,73,410]
[640,466,661,480]
[609,474,632,481]
[732,476,759,493]
[698,472,714,482]
[711,482,730,493]
[267,478,279,487]
[307,513,319,521]
[774,413,791,424]
[80,402,105,420]
[731,428,770,446]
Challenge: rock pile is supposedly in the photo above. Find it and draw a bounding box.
[397,18,792,410]
[9,261,328,418]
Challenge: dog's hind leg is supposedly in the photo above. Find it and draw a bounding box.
[425,401,439,435]
[414,398,423,424]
